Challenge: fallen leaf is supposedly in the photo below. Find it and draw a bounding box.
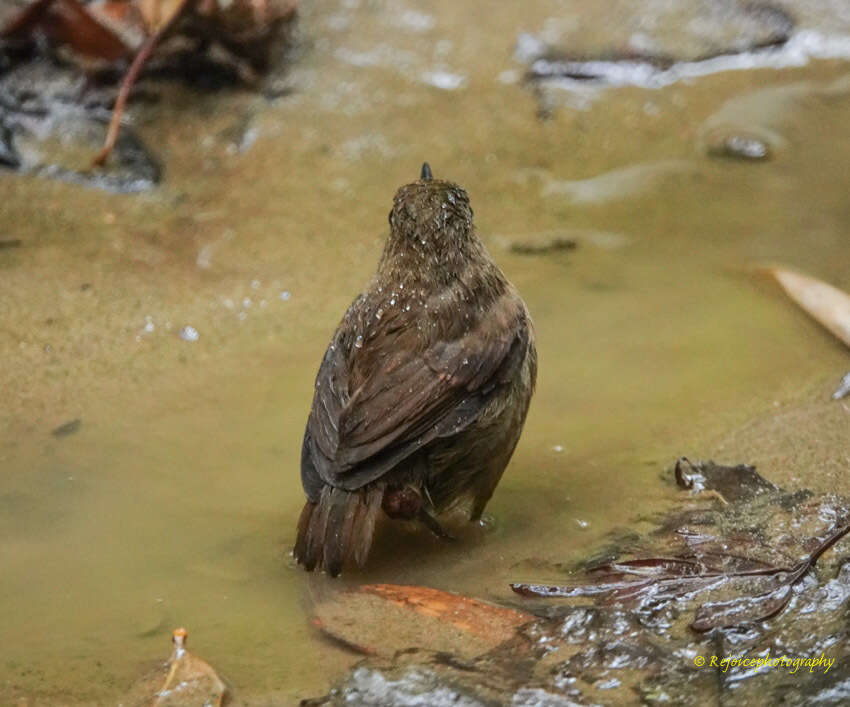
[766,265,850,348]
[153,627,227,707]
[126,627,228,706]
[312,583,534,658]
[138,0,186,32]
[3,0,297,168]
[0,0,131,61]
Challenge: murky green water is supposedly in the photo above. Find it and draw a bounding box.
[2,0,850,703]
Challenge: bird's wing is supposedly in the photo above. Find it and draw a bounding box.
[302,292,530,494]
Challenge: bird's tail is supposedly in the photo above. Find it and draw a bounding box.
[293,483,384,577]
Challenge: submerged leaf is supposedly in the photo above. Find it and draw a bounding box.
[126,627,228,707]
[0,0,131,61]
[138,0,188,32]
[312,584,534,658]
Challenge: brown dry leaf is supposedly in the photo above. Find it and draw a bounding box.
[137,0,187,32]
[131,627,228,707]
[363,584,534,639]
[312,584,534,658]
[0,0,131,61]
[155,628,227,706]
[767,265,850,347]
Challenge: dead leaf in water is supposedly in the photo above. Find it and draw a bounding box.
[138,0,186,31]
[127,627,228,706]
[0,0,132,61]
[764,265,850,348]
[2,0,297,168]
[312,584,534,658]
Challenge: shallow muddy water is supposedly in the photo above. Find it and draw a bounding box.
[2,0,850,703]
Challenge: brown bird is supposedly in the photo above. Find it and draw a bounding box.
[294,163,537,576]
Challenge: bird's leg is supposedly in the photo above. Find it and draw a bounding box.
[382,486,455,541]
[417,507,456,541]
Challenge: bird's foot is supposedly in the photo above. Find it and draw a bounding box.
[418,508,456,541]
[382,485,455,541]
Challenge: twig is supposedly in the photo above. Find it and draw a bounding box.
[92,0,194,167]
[510,521,850,631]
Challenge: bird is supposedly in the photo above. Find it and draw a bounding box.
[294,163,537,576]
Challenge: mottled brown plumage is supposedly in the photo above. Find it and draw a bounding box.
[294,164,537,576]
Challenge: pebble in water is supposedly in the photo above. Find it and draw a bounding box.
[421,71,466,91]
[833,372,850,400]
[706,132,771,161]
[477,513,498,532]
[179,326,199,342]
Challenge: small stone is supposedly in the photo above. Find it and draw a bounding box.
[179,326,199,342]
[707,133,771,161]
[832,372,850,400]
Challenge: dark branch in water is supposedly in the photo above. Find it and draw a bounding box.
[51,418,81,437]
[524,2,795,85]
[510,521,850,632]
